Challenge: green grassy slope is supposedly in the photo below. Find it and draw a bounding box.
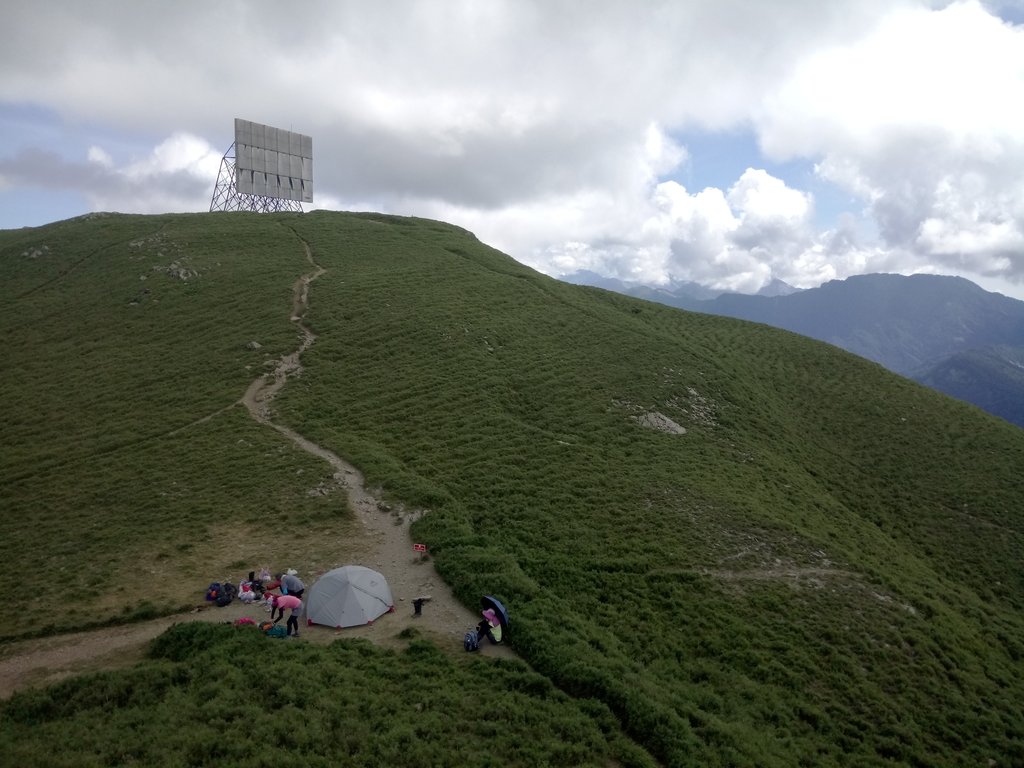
[2,623,626,768]
[0,213,360,632]
[2,211,1023,767]
[916,344,1024,428]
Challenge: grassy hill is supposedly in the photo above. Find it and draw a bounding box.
[698,273,1024,375]
[915,344,1024,428]
[584,271,1024,428]
[2,211,1023,766]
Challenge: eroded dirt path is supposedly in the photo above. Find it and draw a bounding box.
[0,239,512,700]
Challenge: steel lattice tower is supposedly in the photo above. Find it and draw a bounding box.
[209,143,304,213]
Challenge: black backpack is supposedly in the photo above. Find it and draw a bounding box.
[463,629,480,652]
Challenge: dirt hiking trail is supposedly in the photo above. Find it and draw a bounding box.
[0,240,514,700]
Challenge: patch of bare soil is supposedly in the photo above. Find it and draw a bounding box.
[0,240,513,700]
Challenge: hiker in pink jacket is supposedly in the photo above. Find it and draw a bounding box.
[270,593,304,637]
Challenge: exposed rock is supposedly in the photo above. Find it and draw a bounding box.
[634,412,687,434]
[21,245,49,259]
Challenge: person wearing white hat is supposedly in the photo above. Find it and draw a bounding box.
[280,571,305,600]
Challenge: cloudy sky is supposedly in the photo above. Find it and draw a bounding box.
[2,1,1024,298]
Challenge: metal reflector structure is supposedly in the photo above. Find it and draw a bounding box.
[210,118,313,213]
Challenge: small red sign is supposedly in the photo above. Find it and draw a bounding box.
[413,543,427,552]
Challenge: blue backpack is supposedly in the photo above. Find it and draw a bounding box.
[463,629,480,652]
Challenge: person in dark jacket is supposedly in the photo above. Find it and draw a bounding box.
[476,608,503,644]
[280,570,305,600]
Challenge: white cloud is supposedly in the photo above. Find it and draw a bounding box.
[757,0,1024,286]
[0,133,221,215]
[760,4,1021,151]
[87,146,113,168]
[93,133,223,213]
[411,122,689,273]
[442,165,820,294]
[652,170,818,292]
[120,134,222,183]
[2,1,1024,298]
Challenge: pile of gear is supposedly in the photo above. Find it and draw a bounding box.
[205,581,238,607]
[205,568,273,607]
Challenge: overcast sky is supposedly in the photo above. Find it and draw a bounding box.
[2,1,1024,298]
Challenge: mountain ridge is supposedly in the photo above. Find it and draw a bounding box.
[2,211,1023,766]
[564,270,1024,427]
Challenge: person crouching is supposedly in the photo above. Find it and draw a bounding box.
[476,608,503,644]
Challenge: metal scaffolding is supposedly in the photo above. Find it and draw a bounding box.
[209,143,304,213]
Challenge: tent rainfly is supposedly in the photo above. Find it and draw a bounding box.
[306,565,395,628]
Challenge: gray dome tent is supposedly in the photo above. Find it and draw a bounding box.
[306,565,395,628]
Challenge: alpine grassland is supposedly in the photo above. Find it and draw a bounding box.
[2,210,1023,766]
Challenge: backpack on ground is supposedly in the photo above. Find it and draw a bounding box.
[264,625,288,639]
[463,629,480,652]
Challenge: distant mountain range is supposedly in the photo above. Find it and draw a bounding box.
[562,271,1024,428]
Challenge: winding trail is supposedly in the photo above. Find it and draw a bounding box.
[237,237,513,654]
[0,238,512,700]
